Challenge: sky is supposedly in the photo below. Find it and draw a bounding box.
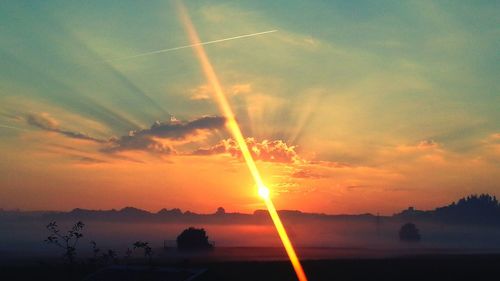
[0,0,499,215]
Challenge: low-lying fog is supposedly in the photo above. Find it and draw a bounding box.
[2,218,500,260]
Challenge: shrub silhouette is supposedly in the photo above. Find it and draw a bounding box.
[399,222,421,242]
[215,207,226,215]
[176,227,213,251]
[133,241,153,264]
[44,221,84,264]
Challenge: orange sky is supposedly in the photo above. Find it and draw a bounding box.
[0,1,499,215]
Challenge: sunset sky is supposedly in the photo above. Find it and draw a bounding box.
[0,0,498,215]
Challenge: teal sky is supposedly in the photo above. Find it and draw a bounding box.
[0,0,499,213]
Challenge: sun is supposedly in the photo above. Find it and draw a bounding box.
[258,185,270,199]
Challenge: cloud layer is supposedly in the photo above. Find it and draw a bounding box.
[25,113,227,155]
[193,137,301,163]
[107,116,226,153]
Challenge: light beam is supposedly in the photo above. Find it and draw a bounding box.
[177,3,308,281]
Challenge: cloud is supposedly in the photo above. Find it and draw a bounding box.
[193,137,301,163]
[106,116,226,153]
[189,85,212,101]
[25,112,226,155]
[309,160,351,168]
[190,83,252,100]
[74,156,108,164]
[417,139,439,149]
[26,113,106,143]
[488,133,500,142]
[271,182,316,194]
[481,133,500,160]
[27,113,58,130]
[396,139,441,153]
[230,84,252,95]
[291,169,324,179]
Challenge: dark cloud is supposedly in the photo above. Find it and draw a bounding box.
[143,116,225,139]
[25,113,226,155]
[193,138,301,163]
[106,116,226,153]
[26,113,106,143]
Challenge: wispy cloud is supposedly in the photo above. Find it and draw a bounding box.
[291,169,324,179]
[26,113,106,143]
[190,83,252,100]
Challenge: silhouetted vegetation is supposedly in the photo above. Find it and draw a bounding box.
[44,221,84,264]
[177,227,214,251]
[123,247,133,268]
[9,195,498,280]
[399,222,421,242]
[101,249,118,265]
[215,207,226,215]
[434,194,500,223]
[395,193,500,225]
[90,240,117,265]
[133,241,153,264]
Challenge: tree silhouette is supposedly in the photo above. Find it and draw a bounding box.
[133,241,153,264]
[176,227,213,251]
[399,222,421,242]
[433,193,500,224]
[44,221,84,264]
[215,207,226,215]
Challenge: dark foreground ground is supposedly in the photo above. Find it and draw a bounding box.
[1,254,499,281]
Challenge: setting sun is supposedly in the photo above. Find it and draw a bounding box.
[258,185,270,200]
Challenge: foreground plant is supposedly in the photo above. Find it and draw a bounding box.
[45,221,85,264]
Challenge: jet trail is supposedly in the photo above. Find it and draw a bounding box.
[102,30,278,63]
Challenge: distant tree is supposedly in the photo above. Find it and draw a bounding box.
[133,241,153,264]
[177,227,214,251]
[44,221,84,264]
[434,193,500,224]
[215,207,226,215]
[399,222,421,242]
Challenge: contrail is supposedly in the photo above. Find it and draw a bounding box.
[101,29,277,63]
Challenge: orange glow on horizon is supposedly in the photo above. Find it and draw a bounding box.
[177,2,308,281]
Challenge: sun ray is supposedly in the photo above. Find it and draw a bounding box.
[176,2,308,281]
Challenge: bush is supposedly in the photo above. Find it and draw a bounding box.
[176,227,213,251]
[399,222,421,242]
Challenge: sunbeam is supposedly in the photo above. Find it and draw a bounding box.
[176,2,308,281]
